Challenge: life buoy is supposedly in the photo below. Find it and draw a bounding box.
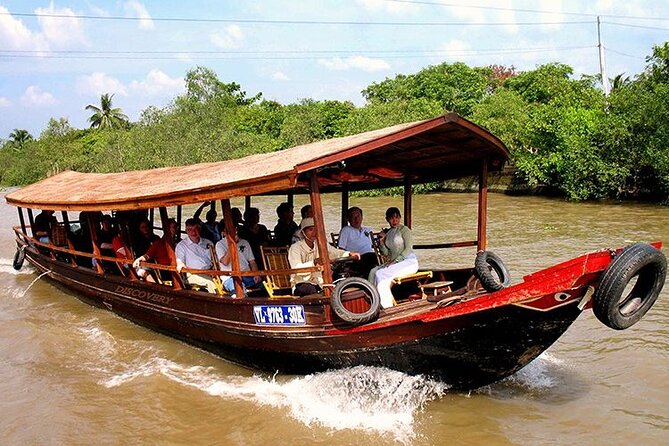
[474,250,511,292]
[13,247,25,270]
[593,243,667,330]
[331,277,380,325]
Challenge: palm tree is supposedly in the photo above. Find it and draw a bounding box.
[610,73,631,91]
[8,129,33,151]
[85,93,129,129]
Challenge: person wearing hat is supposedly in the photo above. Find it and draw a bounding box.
[288,217,360,296]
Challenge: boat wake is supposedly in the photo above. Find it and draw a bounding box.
[0,257,34,276]
[100,355,447,443]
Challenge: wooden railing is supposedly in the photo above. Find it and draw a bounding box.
[12,225,321,296]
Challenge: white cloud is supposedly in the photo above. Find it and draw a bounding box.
[0,97,11,107]
[538,0,564,31]
[21,86,56,107]
[129,69,184,96]
[124,1,155,30]
[272,71,290,81]
[210,25,244,49]
[35,3,87,47]
[77,72,129,96]
[356,0,419,14]
[318,56,390,72]
[0,6,47,51]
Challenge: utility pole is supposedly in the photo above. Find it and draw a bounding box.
[598,16,611,96]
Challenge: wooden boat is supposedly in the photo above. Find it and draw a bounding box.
[6,113,667,390]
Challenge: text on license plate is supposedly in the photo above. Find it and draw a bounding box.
[253,305,306,325]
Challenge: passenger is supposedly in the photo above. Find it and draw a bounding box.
[33,209,56,243]
[368,207,418,309]
[111,225,132,272]
[292,204,313,243]
[175,218,217,293]
[239,207,270,269]
[231,207,245,232]
[193,202,220,243]
[132,218,179,282]
[133,218,159,258]
[338,206,378,278]
[288,217,360,296]
[215,221,262,295]
[273,202,298,247]
[98,215,115,255]
[71,211,93,268]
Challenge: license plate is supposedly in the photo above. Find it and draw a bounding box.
[253,305,306,325]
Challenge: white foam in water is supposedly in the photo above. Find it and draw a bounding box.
[0,257,35,275]
[102,359,447,443]
[503,352,564,390]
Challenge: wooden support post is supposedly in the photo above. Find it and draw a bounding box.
[404,177,413,229]
[477,159,488,251]
[27,209,35,237]
[341,183,349,229]
[310,174,333,294]
[61,211,70,231]
[17,207,26,235]
[149,208,154,229]
[159,206,181,289]
[287,193,294,207]
[221,199,245,298]
[87,214,106,274]
[245,196,251,211]
[176,205,183,239]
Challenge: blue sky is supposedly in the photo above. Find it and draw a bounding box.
[1,0,668,138]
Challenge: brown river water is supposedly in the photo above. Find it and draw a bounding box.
[1,189,668,445]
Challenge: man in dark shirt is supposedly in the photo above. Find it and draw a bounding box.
[273,202,297,247]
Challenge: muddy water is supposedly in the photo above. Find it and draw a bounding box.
[1,190,668,445]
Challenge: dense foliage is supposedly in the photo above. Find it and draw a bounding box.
[2,44,668,203]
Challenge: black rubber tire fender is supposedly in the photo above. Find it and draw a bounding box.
[331,277,381,326]
[13,247,25,271]
[474,250,511,292]
[593,242,667,330]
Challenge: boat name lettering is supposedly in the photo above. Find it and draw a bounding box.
[115,285,174,305]
[253,305,306,325]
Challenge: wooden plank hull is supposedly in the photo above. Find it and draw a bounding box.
[24,246,602,390]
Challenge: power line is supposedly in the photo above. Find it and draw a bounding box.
[606,47,646,60]
[0,46,595,61]
[383,0,669,21]
[0,11,592,27]
[603,21,669,31]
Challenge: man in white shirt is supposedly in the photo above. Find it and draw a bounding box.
[215,222,261,294]
[175,218,216,293]
[289,217,360,296]
[337,207,378,277]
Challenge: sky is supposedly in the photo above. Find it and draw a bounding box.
[0,0,668,138]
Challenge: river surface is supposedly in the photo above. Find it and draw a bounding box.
[1,190,668,445]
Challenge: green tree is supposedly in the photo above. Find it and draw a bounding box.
[7,129,33,151]
[362,62,491,116]
[86,93,129,129]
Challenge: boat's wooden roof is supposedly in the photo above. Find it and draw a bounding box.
[5,113,509,211]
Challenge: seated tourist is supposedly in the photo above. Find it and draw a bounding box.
[239,207,270,269]
[133,218,160,258]
[292,204,313,244]
[337,206,378,278]
[175,218,216,293]
[33,209,56,243]
[273,202,298,247]
[288,218,360,296]
[193,202,220,243]
[133,218,179,282]
[368,207,418,308]
[215,221,261,295]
